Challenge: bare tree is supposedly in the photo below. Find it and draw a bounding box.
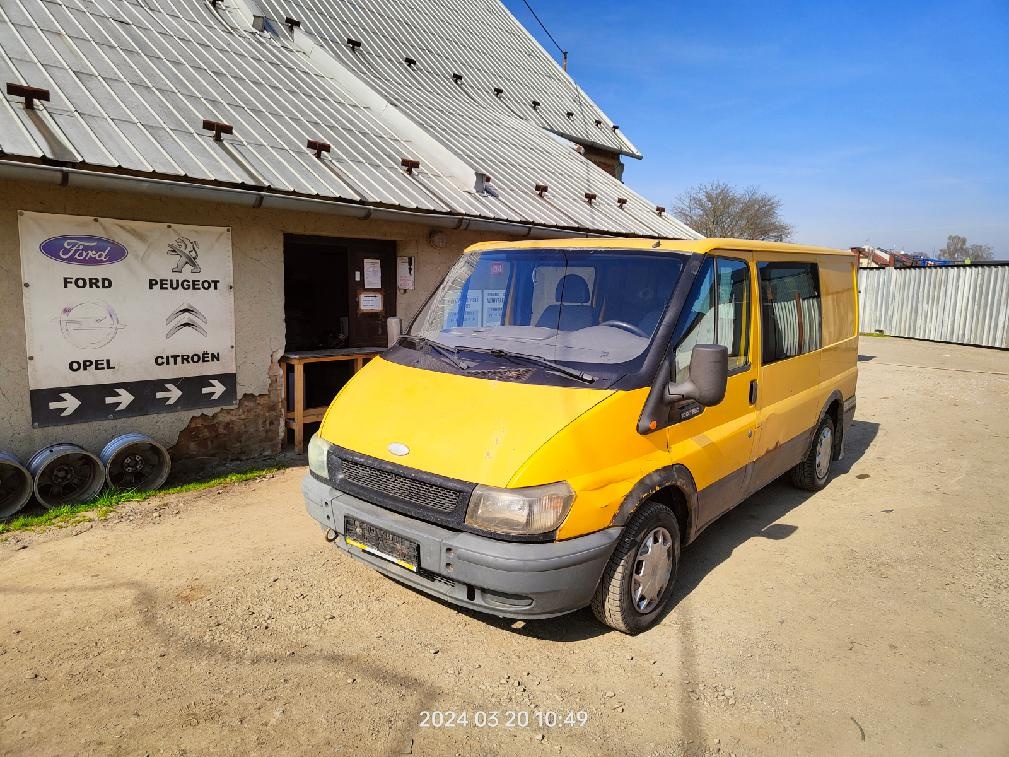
[940,234,968,261]
[938,234,994,262]
[672,181,793,241]
[966,244,994,262]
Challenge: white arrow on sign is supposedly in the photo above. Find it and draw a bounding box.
[49,393,81,417]
[155,383,183,405]
[104,388,134,412]
[202,379,226,400]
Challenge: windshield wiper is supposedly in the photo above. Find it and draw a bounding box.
[469,348,597,384]
[410,336,472,371]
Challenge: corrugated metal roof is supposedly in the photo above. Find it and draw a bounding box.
[0,0,699,239]
[259,0,641,157]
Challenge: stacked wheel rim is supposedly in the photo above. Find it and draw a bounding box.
[0,451,33,520]
[27,443,105,509]
[100,434,171,492]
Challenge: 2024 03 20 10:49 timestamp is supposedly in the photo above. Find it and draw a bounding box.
[419,710,589,729]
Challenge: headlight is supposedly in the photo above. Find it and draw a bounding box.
[465,482,575,535]
[307,434,333,479]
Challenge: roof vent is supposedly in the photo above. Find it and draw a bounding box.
[404,56,417,67]
[595,119,603,127]
[6,83,49,110]
[493,87,504,97]
[201,119,233,142]
[616,197,627,208]
[307,139,331,158]
[346,38,362,50]
[534,184,548,197]
[656,206,666,216]
[584,192,597,205]
[285,17,301,31]
[477,173,500,198]
[401,158,421,175]
[452,73,464,83]
[565,111,574,119]
[531,100,541,110]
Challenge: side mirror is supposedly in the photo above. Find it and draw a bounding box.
[665,344,728,407]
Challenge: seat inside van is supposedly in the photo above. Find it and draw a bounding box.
[536,274,595,331]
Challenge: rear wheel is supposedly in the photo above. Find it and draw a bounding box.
[790,415,835,491]
[591,500,680,634]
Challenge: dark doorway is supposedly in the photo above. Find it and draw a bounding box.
[282,235,398,446]
[283,235,397,350]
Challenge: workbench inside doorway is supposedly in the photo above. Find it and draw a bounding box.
[282,234,397,451]
[281,349,382,453]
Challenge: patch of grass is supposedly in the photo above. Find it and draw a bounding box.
[859,331,888,338]
[0,466,283,536]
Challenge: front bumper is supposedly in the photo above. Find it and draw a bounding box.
[303,475,620,619]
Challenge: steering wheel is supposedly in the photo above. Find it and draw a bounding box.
[599,320,647,338]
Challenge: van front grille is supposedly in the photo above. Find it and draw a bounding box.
[325,445,554,542]
[339,458,463,513]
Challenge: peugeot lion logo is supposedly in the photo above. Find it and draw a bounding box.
[387,443,410,457]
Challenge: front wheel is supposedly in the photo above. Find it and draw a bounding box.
[591,500,680,634]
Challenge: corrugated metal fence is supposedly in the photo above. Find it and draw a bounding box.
[859,266,1009,348]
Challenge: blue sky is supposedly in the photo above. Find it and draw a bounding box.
[505,0,1009,257]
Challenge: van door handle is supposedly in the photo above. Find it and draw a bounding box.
[749,379,758,405]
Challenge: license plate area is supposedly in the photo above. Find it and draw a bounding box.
[343,516,420,572]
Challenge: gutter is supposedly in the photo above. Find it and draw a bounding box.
[0,160,621,241]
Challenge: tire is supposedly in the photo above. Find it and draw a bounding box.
[790,415,835,492]
[591,500,681,634]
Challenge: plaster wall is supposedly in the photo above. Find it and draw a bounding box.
[0,178,510,462]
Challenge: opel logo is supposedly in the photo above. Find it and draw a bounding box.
[388,442,410,457]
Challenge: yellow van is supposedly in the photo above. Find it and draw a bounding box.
[303,238,858,633]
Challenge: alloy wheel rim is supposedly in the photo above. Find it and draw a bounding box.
[38,454,95,503]
[108,447,158,490]
[631,526,673,614]
[815,426,833,480]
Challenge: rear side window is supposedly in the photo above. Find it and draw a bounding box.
[758,262,822,363]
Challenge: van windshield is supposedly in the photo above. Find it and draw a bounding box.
[408,249,687,375]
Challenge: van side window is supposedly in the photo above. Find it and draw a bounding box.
[758,262,822,363]
[672,257,751,382]
[716,258,751,371]
[672,260,714,383]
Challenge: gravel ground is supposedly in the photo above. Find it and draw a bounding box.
[1,335,1007,756]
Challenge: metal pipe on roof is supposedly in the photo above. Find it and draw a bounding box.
[0,160,601,240]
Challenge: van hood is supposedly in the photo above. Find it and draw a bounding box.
[318,357,614,488]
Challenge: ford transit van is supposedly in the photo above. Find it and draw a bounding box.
[303,238,858,633]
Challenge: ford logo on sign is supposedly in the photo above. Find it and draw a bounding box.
[39,235,128,266]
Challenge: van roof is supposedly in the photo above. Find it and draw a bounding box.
[466,237,853,257]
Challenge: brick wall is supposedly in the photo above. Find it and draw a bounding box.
[581,145,625,181]
[168,372,284,475]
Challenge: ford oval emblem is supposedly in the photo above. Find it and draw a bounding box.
[387,442,410,457]
[39,235,129,266]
